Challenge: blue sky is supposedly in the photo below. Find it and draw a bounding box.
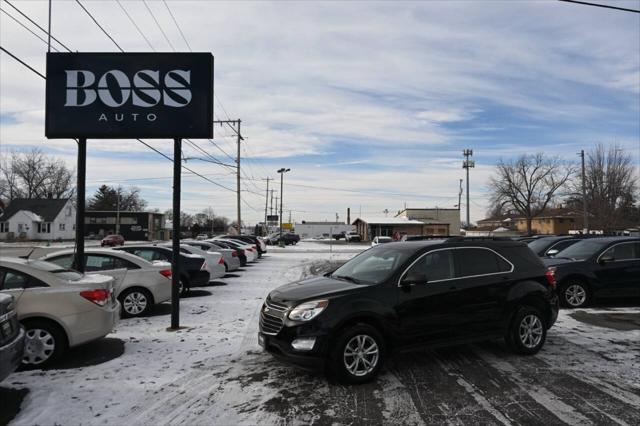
[1,0,639,224]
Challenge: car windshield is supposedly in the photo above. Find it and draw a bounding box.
[330,246,412,285]
[528,238,559,254]
[554,239,608,261]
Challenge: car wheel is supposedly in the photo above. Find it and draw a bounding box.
[506,307,546,355]
[329,324,385,384]
[21,320,67,368]
[559,280,590,308]
[119,288,153,317]
[224,262,229,272]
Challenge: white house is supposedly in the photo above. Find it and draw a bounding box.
[0,198,76,241]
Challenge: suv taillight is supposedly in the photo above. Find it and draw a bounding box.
[80,289,110,306]
[545,267,557,289]
[201,261,208,270]
[159,269,172,279]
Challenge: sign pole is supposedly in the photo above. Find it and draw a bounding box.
[171,137,182,330]
[75,138,86,273]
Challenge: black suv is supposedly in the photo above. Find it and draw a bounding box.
[544,237,640,308]
[259,238,559,383]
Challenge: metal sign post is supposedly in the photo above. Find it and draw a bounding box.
[171,138,182,329]
[45,52,213,331]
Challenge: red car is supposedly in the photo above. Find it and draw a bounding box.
[101,234,125,247]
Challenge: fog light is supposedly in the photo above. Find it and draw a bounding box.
[291,337,316,351]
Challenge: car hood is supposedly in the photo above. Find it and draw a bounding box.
[269,276,363,303]
[542,257,586,267]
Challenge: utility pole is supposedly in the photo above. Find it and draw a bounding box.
[457,178,463,212]
[462,149,475,228]
[277,168,290,244]
[263,178,271,236]
[580,150,589,234]
[289,210,292,224]
[214,119,243,234]
[116,187,121,235]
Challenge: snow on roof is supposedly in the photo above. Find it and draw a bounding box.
[354,216,425,225]
[17,210,44,222]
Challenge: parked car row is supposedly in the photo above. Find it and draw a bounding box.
[0,234,268,378]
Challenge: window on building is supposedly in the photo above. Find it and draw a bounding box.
[37,223,51,233]
[59,223,66,231]
[0,222,8,233]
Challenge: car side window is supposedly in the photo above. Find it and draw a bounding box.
[602,243,637,261]
[455,248,511,277]
[0,268,48,290]
[47,255,74,269]
[113,257,140,270]
[86,255,117,271]
[133,249,158,262]
[404,250,455,284]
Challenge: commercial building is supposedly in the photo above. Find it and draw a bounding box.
[476,208,584,235]
[295,221,354,239]
[84,211,166,241]
[352,216,431,241]
[395,208,461,236]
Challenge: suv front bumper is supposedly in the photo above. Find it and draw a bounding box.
[259,331,327,371]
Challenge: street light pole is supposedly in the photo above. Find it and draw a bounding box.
[462,149,475,228]
[277,168,290,244]
[580,150,589,234]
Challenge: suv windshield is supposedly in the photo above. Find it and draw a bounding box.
[331,246,412,285]
[528,238,560,254]
[554,239,608,261]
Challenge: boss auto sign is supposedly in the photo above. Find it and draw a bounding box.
[45,53,213,139]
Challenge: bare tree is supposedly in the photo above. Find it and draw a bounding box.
[489,153,575,235]
[579,144,638,232]
[0,149,75,201]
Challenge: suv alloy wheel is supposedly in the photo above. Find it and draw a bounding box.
[506,307,547,355]
[560,280,590,308]
[330,324,385,384]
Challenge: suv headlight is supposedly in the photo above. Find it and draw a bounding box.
[288,299,329,321]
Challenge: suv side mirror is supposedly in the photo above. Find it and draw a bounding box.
[546,249,559,257]
[401,270,427,286]
[599,254,614,264]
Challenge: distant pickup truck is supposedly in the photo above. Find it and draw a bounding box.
[344,231,362,242]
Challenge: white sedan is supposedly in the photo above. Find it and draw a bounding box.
[40,248,172,317]
[371,236,393,247]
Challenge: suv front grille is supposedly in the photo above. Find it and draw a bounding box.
[260,299,288,335]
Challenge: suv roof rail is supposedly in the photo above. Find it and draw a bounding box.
[445,236,518,242]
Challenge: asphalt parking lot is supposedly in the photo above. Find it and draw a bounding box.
[2,245,640,425]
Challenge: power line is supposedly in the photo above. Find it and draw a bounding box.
[142,0,175,51]
[116,0,155,52]
[558,0,640,13]
[3,0,71,52]
[162,0,192,51]
[1,7,60,52]
[0,45,46,79]
[75,0,124,52]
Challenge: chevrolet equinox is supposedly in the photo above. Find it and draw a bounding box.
[259,239,559,384]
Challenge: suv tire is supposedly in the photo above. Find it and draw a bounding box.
[559,280,590,308]
[119,288,153,317]
[506,307,547,355]
[329,324,385,384]
[21,319,68,368]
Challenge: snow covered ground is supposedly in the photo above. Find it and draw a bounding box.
[3,243,640,425]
